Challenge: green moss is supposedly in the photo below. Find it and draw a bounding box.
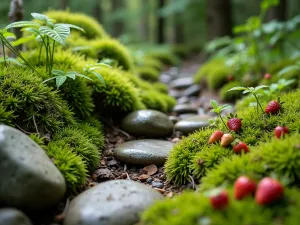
[201,133,300,191]
[165,128,214,184]
[45,10,108,39]
[91,67,145,115]
[194,58,231,89]
[191,145,233,181]
[75,122,104,149]
[138,57,163,72]
[140,90,168,113]
[147,51,180,66]
[0,66,75,133]
[47,140,88,191]
[53,126,100,171]
[161,94,177,112]
[137,67,160,82]
[153,82,168,94]
[220,81,243,102]
[141,188,300,225]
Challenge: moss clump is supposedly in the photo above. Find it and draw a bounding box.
[75,122,104,149]
[47,140,88,191]
[91,67,145,115]
[147,51,180,66]
[45,10,108,39]
[137,67,160,82]
[140,90,168,113]
[201,133,300,191]
[53,126,100,171]
[220,81,243,102]
[191,145,233,180]
[165,128,214,184]
[0,66,75,133]
[153,82,168,94]
[138,57,163,72]
[194,58,231,89]
[140,188,300,225]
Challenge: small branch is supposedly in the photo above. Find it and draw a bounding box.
[15,124,36,135]
[32,115,40,136]
[188,175,196,190]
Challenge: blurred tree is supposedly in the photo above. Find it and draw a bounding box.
[206,0,233,40]
[112,0,124,37]
[140,0,150,41]
[157,0,166,43]
[173,12,184,43]
[267,0,287,21]
[93,0,103,23]
[60,0,68,10]
[8,0,23,50]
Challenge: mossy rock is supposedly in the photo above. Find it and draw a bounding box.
[153,82,168,94]
[147,51,180,66]
[138,57,163,72]
[0,66,75,133]
[201,133,300,191]
[90,67,145,115]
[140,187,300,225]
[220,81,243,102]
[137,67,160,82]
[45,10,108,39]
[194,58,231,89]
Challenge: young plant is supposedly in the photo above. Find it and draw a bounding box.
[227,85,269,116]
[210,100,232,130]
[264,78,295,98]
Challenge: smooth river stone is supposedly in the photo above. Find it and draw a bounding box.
[64,180,163,225]
[174,115,212,135]
[0,125,66,210]
[170,77,194,89]
[0,208,32,225]
[114,139,174,165]
[173,104,198,114]
[121,110,173,138]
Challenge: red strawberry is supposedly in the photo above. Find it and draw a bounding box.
[265,100,281,114]
[274,126,289,139]
[227,118,242,132]
[221,133,234,147]
[234,176,256,200]
[255,177,284,205]
[233,142,249,154]
[210,190,229,210]
[227,75,234,81]
[208,130,224,144]
[264,73,271,80]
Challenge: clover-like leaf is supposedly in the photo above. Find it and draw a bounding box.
[210,100,218,109]
[56,76,67,89]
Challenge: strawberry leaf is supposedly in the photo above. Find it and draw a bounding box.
[226,86,247,92]
[210,100,218,109]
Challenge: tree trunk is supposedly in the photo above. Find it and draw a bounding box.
[140,0,150,42]
[173,13,184,44]
[267,0,287,21]
[206,0,233,41]
[60,0,68,10]
[157,0,165,44]
[8,0,24,51]
[93,0,102,23]
[112,0,124,38]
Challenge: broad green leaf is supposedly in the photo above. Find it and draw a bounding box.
[0,57,23,66]
[3,32,16,39]
[254,85,269,91]
[91,71,106,86]
[52,69,65,76]
[278,65,300,76]
[5,21,40,30]
[220,105,232,111]
[23,27,40,36]
[226,86,247,92]
[66,72,77,80]
[243,90,251,94]
[210,100,218,109]
[39,25,70,45]
[31,13,49,22]
[74,73,93,81]
[11,35,35,46]
[56,23,85,33]
[56,76,67,89]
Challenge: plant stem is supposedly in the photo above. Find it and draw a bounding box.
[50,41,55,73]
[45,37,49,74]
[38,43,43,64]
[219,114,228,130]
[254,94,264,114]
[1,38,6,67]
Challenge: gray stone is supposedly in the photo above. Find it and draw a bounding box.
[64,180,163,225]
[121,110,173,138]
[169,116,180,124]
[0,125,66,210]
[151,181,164,189]
[170,77,194,89]
[179,113,198,119]
[160,74,172,84]
[168,89,183,99]
[174,115,213,135]
[146,178,153,183]
[183,84,201,97]
[114,139,174,165]
[173,104,198,114]
[177,96,190,104]
[0,208,32,225]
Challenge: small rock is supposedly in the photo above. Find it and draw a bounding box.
[171,138,180,143]
[0,125,66,210]
[146,178,153,183]
[170,77,194,89]
[173,104,198,114]
[64,180,163,225]
[168,89,183,99]
[94,168,115,181]
[177,96,190,104]
[121,110,173,138]
[160,74,172,83]
[183,84,201,97]
[169,116,180,124]
[0,208,32,225]
[152,181,164,189]
[114,139,174,165]
[174,115,213,135]
[107,159,118,166]
[179,113,198,119]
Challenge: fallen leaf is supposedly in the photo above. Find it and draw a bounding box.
[154,188,166,194]
[166,192,173,198]
[94,168,114,180]
[143,164,158,176]
[138,174,150,181]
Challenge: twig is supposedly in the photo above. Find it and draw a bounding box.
[103,120,131,138]
[15,124,35,135]
[124,164,131,180]
[32,115,39,136]
[188,175,196,190]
